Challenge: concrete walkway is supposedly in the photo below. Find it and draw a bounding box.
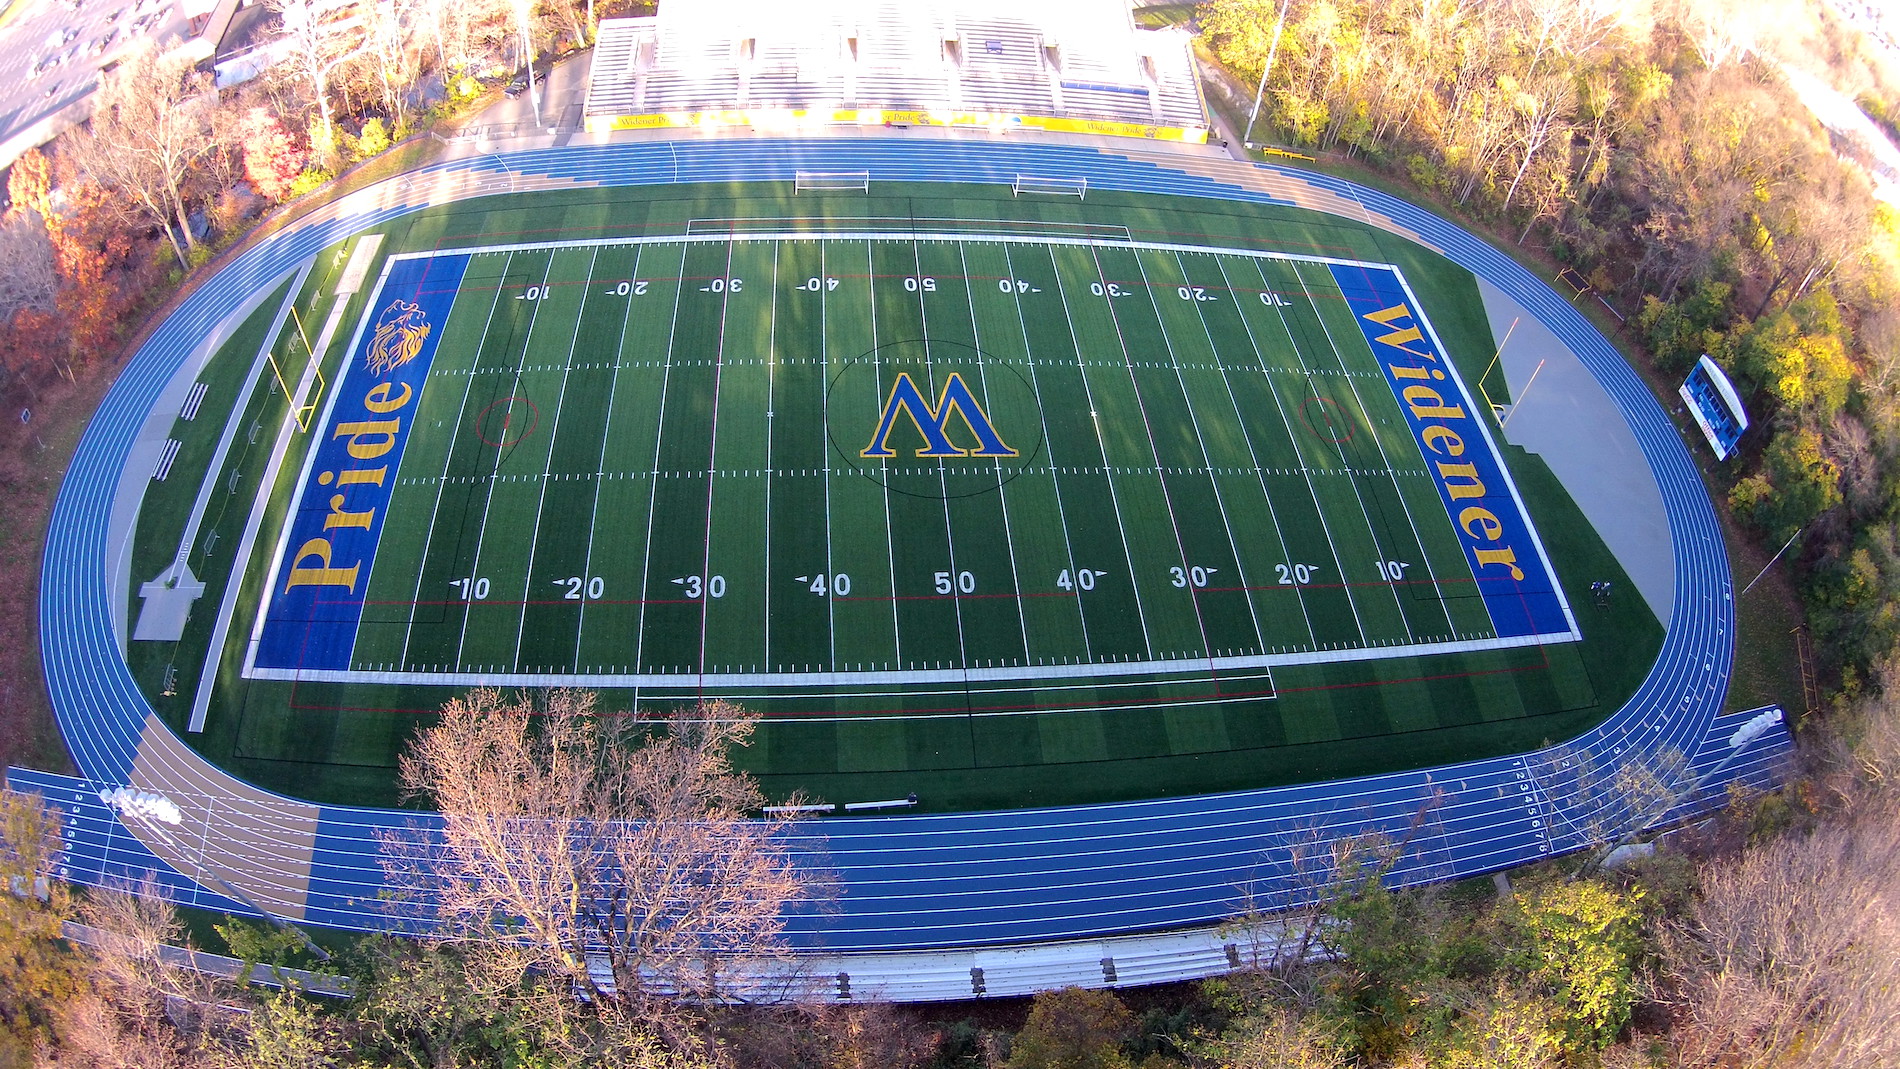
[1479,279,1674,625]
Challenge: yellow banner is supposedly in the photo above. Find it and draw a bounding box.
[587,109,1208,144]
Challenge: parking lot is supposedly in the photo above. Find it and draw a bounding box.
[0,0,193,170]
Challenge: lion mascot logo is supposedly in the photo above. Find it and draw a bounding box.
[366,300,431,377]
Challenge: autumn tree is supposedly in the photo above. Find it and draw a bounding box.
[0,790,77,1061]
[391,690,818,1054]
[6,147,53,219]
[42,181,138,366]
[235,107,309,202]
[1005,986,1136,1069]
[63,42,217,269]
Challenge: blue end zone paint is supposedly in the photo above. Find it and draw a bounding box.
[255,255,470,671]
[1327,263,1570,639]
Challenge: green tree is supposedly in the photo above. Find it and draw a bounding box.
[1732,426,1842,542]
[0,791,77,1061]
[1504,881,1643,1052]
[1006,986,1136,1069]
[244,990,348,1069]
[1635,278,1733,373]
[1196,1002,1352,1069]
[1735,310,1854,415]
[1438,985,1562,1069]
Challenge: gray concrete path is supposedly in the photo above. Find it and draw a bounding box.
[1478,278,1674,624]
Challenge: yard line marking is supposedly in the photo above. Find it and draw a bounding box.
[864,239,903,665]
[571,247,641,664]
[455,252,559,669]
[819,240,839,669]
[1134,247,1267,652]
[908,237,973,672]
[1236,256,1369,644]
[395,253,512,669]
[996,244,1095,657]
[763,239,780,668]
[631,243,691,676]
[512,246,598,668]
[959,240,1033,668]
[696,238,739,690]
[1386,265,1579,642]
[1283,261,1427,643]
[1045,245,1152,659]
[1087,243,1215,669]
[1290,261,1459,641]
[1203,255,1318,648]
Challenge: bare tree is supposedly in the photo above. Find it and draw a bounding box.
[48,878,231,1069]
[1670,0,1765,70]
[0,215,58,325]
[390,690,820,1046]
[1659,799,1900,1069]
[270,0,371,164]
[358,0,427,129]
[62,42,215,268]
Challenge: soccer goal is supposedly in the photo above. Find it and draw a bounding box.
[1012,174,1088,199]
[794,171,870,193]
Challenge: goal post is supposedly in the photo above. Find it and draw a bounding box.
[794,171,870,193]
[266,305,326,433]
[1013,174,1088,199]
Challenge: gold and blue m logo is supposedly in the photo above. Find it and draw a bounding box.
[860,372,1018,459]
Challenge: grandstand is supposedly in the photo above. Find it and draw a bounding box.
[583,0,1208,141]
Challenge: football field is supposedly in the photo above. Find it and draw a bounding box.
[247,229,1575,706]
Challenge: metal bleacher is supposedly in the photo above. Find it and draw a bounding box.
[584,0,1207,135]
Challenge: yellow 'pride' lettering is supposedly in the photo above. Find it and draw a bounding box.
[284,537,360,592]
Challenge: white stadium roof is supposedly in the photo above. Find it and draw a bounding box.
[584,0,1208,142]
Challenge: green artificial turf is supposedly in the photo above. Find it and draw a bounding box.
[126,180,1664,812]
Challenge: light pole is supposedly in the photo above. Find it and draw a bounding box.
[1576,707,1785,878]
[100,787,331,962]
[514,0,543,132]
[1242,0,1293,147]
